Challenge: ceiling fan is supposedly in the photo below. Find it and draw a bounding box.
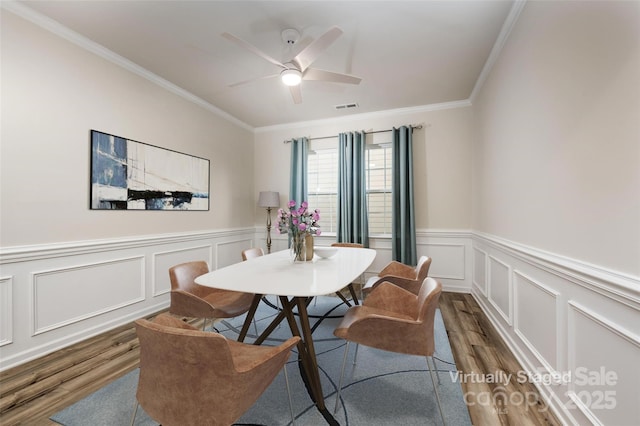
[222,26,361,104]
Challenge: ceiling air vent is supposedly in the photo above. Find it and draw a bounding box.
[334,102,359,110]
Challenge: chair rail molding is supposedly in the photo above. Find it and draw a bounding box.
[0,227,256,264]
[472,232,640,305]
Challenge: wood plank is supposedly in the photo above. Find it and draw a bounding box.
[0,349,140,425]
[0,324,135,380]
[438,296,462,333]
[0,328,138,398]
[463,293,485,314]
[0,341,138,412]
[473,343,539,426]
[448,331,504,426]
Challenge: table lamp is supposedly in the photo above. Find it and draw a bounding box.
[257,191,280,253]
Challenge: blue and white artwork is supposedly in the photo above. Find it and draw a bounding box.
[90,130,210,210]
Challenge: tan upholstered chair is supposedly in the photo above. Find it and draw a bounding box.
[132,313,300,426]
[169,261,255,331]
[242,247,264,261]
[362,255,432,295]
[331,243,364,305]
[333,277,445,424]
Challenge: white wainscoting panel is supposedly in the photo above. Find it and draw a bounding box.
[426,243,466,280]
[418,231,471,292]
[472,232,640,426]
[513,270,559,372]
[0,276,13,346]
[473,247,487,296]
[216,238,254,269]
[488,255,512,325]
[568,302,640,425]
[32,256,145,335]
[0,228,255,371]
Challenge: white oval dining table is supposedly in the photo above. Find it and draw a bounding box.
[195,247,376,424]
[195,247,375,297]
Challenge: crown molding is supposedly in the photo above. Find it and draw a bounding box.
[254,99,472,134]
[3,0,524,134]
[1,1,254,132]
[469,0,527,103]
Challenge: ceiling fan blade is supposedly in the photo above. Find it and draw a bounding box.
[222,32,286,69]
[303,68,362,85]
[293,26,343,71]
[289,85,302,104]
[228,73,279,88]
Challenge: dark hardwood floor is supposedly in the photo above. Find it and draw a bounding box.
[0,293,561,425]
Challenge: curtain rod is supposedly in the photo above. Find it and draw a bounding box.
[283,124,424,144]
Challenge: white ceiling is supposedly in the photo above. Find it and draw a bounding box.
[17,0,515,129]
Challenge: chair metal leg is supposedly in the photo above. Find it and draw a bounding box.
[267,294,282,329]
[433,355,441,384]
[426,356,446,426]
[353,343,359,365]
[334,341,350,415]
[130,401,139,426]
[283,362,295,425]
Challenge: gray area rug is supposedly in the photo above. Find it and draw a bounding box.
[51,295,472,425]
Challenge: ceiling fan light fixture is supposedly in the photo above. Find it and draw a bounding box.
[281,69,302,86]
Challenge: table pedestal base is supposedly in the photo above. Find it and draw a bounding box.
[238,294,339,425]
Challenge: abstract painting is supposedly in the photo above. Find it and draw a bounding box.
[90,130,210,210]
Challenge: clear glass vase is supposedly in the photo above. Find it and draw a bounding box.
[291,233,306,262]
[290,233,314,262]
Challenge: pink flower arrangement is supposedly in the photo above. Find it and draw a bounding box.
[276,200,321,237]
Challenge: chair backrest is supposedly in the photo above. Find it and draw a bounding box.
[242,247,264,261]
[331,242,364,248]
[415,256,432,280]
[416,277,443,355]
[135,313,297,426]
[168,261,209,293]
[135,315,237,425]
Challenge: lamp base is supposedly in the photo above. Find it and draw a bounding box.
[265,207,273,254]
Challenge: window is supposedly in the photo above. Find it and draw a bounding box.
[307,148,338,233]
[365,145,392,235]
[307,143,393,236]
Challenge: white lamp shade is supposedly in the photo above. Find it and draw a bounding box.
[258,191,280,208]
